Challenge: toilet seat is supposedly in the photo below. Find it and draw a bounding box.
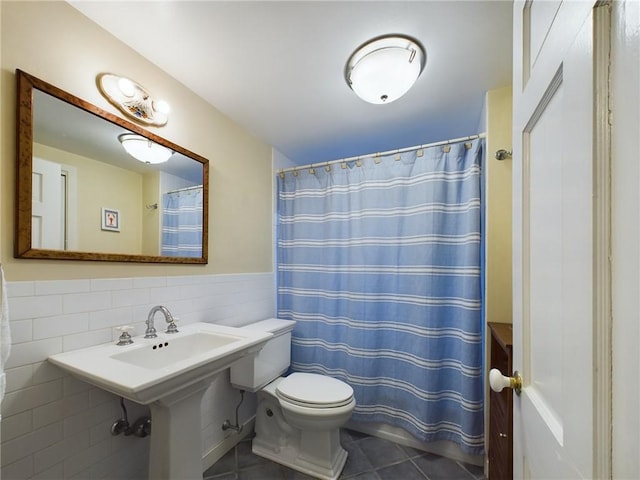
[276,372,354,408]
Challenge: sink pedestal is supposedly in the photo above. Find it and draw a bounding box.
[148,380,212,480]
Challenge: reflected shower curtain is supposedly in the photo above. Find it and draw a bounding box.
[276,139,484,455]
[161,186,203,257]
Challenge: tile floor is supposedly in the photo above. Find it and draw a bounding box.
[203,429,485,480]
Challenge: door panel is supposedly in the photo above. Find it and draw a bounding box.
[32,157,62,250]
[525,77,565,443]
[513,1,605,478]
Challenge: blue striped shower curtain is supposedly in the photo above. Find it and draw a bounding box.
[276,139,484,455]
[161,186,203,257]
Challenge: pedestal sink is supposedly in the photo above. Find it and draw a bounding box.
[48,322,272,480]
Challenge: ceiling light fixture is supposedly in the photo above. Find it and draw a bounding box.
[118,134,173,164]
[345,34,426,105]
[98,73,170,126]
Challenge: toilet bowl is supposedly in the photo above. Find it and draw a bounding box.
[229,319,355,480]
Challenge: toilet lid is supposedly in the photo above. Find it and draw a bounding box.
[276,373,354,408]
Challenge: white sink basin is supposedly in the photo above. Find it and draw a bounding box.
[48,322,272,404]
[111,330,243,370]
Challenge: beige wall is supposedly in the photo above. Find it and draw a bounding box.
[142,171,161,256]
[485,86,513,324]
[34,143,144,254]
[1,1,273,281]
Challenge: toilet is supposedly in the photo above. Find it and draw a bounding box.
[230,319,355,480]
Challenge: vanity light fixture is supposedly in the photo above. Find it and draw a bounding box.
[345,34,426,105]
[119,134,173,164]
[98,73,170,126]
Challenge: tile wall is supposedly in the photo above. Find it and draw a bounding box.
[0,272,275,479]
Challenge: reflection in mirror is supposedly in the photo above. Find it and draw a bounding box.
[16,69,209,263]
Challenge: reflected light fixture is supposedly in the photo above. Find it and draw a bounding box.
[118,134,173,164]
[345,34,426,104]
[98,73,170,126]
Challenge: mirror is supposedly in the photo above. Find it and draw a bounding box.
[15,69,209,263]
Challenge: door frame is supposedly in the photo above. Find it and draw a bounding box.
[591,4,612,478]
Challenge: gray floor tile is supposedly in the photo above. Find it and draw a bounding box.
[282,466,318,479]
[204,473,237,480]
[344,472,382,480]
[341,442,375,478]
[375,460,428,480]
[204,448,237,477]
[399,444,429,459]
[203,429,484,480]
[357,436,409,469]
[238,463,285,480]
[413,455,477,480]
[237,439,269,470]
[459,461,485,479]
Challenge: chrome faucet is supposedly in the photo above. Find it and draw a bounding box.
[145,305,179,338]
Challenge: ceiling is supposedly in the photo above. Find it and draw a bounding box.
[69,1,513,166]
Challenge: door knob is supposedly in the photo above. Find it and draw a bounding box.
[489,368,522,396]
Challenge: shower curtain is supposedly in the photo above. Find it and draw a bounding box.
[276,139,484,455]
[161,186,203,257]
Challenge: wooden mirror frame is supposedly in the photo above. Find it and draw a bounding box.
[15,69,209,263]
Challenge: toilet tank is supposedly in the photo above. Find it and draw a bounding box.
[230,318,296,392]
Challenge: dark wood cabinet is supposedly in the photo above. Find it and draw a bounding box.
[488,322,513,480]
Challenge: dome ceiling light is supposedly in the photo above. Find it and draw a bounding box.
[345,34,426,105]
[118,134,173,164]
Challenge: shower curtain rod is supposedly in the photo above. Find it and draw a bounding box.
[278,133,486,174]
[166,184,202,195]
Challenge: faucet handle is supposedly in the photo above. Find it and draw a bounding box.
[115,325,134,346]
[166,316,179,334]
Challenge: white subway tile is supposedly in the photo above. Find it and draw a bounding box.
[88,306,132,330]
[62,291,111,314]
[35,280,90,296]
[62,390,90,417]
[64,403,114,438]
[4,365,33,393]
[63,437,111,478]
[166,275,196,286]
[147,286,182,303]
[89,386,116,408]
[1,422,63,467]
[1,455,34,479]
[32,361,66,385]
[5,338,63,369]
[33,313,89,340]
[62,376,92,397]
[9,319,33,344]
[1,272,276,480]
[32,430,87,475]
[6,281,35,298]
[9,295,63,321]
[1,410,33,442]
[88,419,113,446]
[112,287,149,308]
[91,277,134,292]
[2,381,64,417]
[33,399,65,429]
[32,462,64,480]
[132,277,166,289]
[63,328,111,352]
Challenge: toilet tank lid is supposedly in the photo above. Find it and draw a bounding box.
[240,318,295,335]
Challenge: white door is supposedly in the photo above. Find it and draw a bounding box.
[32,157,63,250]
[511,1,609,478]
